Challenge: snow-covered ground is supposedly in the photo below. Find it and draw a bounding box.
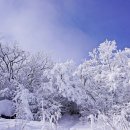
[0,114,89,130]
[0,119,43,130]
[0,100,129,130]
[0,100,88,130]
[0,114,130,130]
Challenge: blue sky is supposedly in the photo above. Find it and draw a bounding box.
[0,0,130,63]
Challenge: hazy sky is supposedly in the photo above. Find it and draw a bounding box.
[0,0,130,63]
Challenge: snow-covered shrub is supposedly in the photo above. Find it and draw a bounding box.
[112,111,129,130]
[34,82,62,122]
[14,83,33,120]
[0,99,15,117]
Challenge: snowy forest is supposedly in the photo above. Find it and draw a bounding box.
[0,40,130,130]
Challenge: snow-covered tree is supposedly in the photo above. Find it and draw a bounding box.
[14,81,33,120]
[18,53,53,92]
[0,39,130,124]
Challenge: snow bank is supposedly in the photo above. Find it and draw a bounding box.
[0,100,15,117]
[0,119,57,130]
[0,118,130,130]
[0,114,80,130]
[0,114,130,130]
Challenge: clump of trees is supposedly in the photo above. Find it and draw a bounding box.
[0,40,130,123]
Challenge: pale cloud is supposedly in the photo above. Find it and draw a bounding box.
[0,0,95,63]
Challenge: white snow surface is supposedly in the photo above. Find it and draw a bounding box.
[0,114,130,130]
[0,114,88,130]
[0,100,15,116]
